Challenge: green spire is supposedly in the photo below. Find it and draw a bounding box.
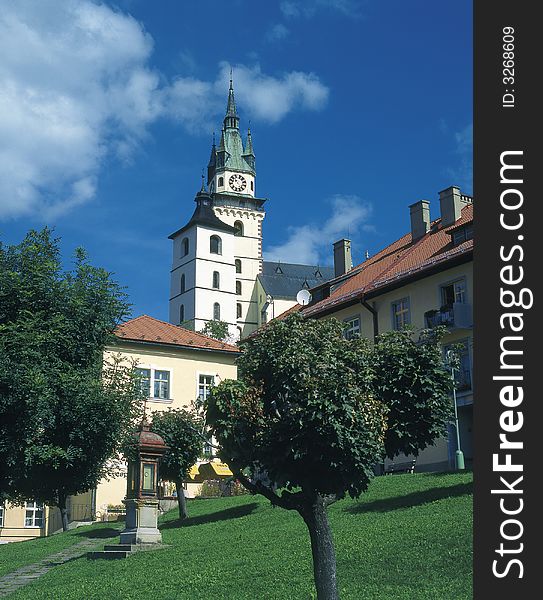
[242,128,255,172]
[224,73,240,130]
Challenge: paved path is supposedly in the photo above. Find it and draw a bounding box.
[0,534,118,598]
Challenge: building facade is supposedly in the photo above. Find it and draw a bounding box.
[95,315,240,515]
[294,185,474,471]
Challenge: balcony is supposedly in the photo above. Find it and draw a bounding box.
[424,303,472,330]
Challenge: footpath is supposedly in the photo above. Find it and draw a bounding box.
[0,533,118,598]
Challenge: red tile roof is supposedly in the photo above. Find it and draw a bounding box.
[113,315,240,353]
[303,204,473,318]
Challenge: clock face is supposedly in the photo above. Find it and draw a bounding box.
[229,174,247,192]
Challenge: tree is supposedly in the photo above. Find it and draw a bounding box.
[199,320,230,342]
[0,229,143,530]
[206,313,452,600]
[150,408,203,520]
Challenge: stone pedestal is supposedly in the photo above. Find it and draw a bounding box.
[120,498,162,545]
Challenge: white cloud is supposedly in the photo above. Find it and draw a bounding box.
[0,0,159,220]
[265,195,373,265]
[266,23,290,42]
[0,1,329,221]
[215,62,329,124]
[280,0,362,19]
[446,123,472,194]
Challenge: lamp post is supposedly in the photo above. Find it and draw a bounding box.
[447,350,465,470]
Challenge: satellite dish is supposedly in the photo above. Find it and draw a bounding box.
[296,289,312,306]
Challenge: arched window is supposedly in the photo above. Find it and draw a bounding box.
[235,259,241,273]
[218,177,224,187]
[237,326,242,339]
[236,303,242,319]
[181,238,189,257]
[210,235,222,255]
[179,304,185,323]
[180,273,185,293]
[234,221,244,237]
[213,303,221,320]
[212,271,220,289]
[236,280,242,295]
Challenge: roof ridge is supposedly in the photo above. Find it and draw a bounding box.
[117,315,239,352]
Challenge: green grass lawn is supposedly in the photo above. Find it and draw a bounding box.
[0,522,122,578]
[4,471,472,600]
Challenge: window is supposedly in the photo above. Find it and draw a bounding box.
[441,279,466,306]
[237,326,242,338]
[391,297,410,330]
[25,502,44,528]
[235,259,242,273]
[218,176,224,187]
[210,235,222,255]
[198,374,215,404]
[179,304,185,323]
[344,316,361,340]
[445,340,472,392]
[0,503,4,527]
[213,302,221,320]
[234,221,244,236]
[181,238,189,257]
[452,224,473,246]
[250,181,254,191]
[154,370,170,400]
[212,271,220,289]
[237,303,242,319]
[236,281,242,295]
[135,368,151,397]
[180,273,185,293]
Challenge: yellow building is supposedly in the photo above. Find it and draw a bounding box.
[0,315,239,542]
[95,315,240,517]
[289,186,474,472]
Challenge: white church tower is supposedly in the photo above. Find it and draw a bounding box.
[168,78,266,340]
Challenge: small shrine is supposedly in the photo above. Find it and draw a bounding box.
[119,423,168,545]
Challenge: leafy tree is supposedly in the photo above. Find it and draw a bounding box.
[0,229,142,530]
[199,320,230,342]
[206,313,452,600]
[150,408,203,519]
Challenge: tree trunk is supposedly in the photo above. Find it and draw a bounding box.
[175,481,188,520]
[58,495,69,532]
[300,494,339,600]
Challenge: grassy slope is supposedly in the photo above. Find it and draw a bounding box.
[0,522,122,578]
[6,472,472,600]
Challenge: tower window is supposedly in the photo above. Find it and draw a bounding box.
[212,271,220,289]
[234,221,244,237]
[251,181,254,191]
[237,303,242,319]
[236,281,242,295]
[181,238,189,257]
[218,177,224,187]
[180,273,186,293]
[179,304,185,323]
[235,259,242,273]
[213,302,221,320]
[210,235,222,255]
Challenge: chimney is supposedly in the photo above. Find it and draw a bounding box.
[439,185,463,227]
[409,200,431,241]
[333,239,352,277]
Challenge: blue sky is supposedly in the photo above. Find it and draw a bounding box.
[0,0,472,321]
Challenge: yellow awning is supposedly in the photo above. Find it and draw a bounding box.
[185,464,205,483]
[197,461,233,480]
